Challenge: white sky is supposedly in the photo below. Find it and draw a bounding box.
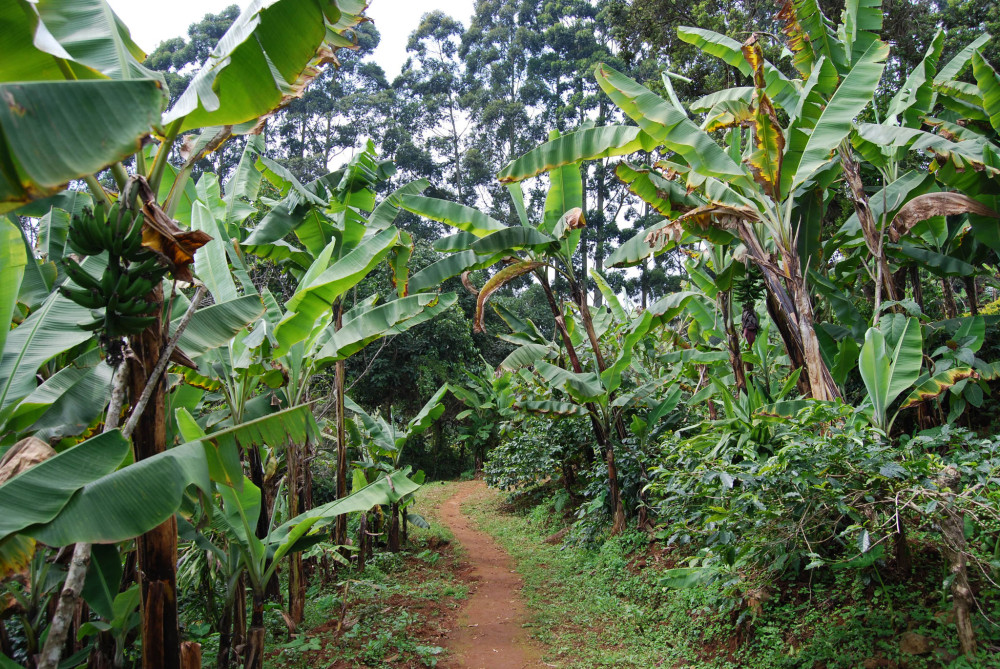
[108,0,475,78]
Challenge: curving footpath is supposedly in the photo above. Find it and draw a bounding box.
[437,481,545,669]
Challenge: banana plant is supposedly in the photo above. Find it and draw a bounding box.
[858,315,924,432]
[496,1,996,403]
[450,365,516,473]
[345,385,448,554]
[173,398,420,669]
[242,142,457,550]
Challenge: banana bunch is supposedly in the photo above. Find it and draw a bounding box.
[60,204,170,343]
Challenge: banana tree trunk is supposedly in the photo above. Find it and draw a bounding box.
[128,284,180,669]
[839,147,900,304]
[357,512,369,571]
[334,302,348,548]
[286,439,305,626]
[536,274,625,532]
[739,222,839,400]
[242,594,265,669]
[388,502,401,552]
[942,278,959,319]
[718,290,747,394]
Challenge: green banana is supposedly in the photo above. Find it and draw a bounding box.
[107,314,156,337]
[59,286,105,310]
[63,258,103,293]
[115,298,154,317]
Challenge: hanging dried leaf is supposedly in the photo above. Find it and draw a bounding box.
[473,261,544,333]
[134,176,212,283]
[461,271,479,296]
[889,192,999,242]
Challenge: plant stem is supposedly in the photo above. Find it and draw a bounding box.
[123,285,206,439]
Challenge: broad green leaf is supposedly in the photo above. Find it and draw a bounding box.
[514,401,588,417]
[29,441,211,545]
[175,296,266,358]
[898,243,976,277]
[498,126,656,182]
[0,431,129,541]
[408,250,505,293]
[859,327,891,426]
[973,53,1000,134]
[277,227,399,354]
[892,321,924,389]
[590,270,627,322]
[499,344,557,371]
[268,468,421,555]
[0,219,27,357]
[792,40,889,191]
[191,202,239,303]
[901,367,976,408]
[601,311,654,395]
[5,353,113,442]
[887,30,943,128]
[676,27,751,76]
[369,179,431,231]
[534,361,605,404]
[0,292,93,418]
[542,145,583,236]
[935,34,991,85]
[32,0,165,82]
[316,293,458,363]
[403,385,449,444]
[594,64,748,185]
[398,195,507,237]
[0,80,164,212]
[471,227,556,255]
[163,0,365,131]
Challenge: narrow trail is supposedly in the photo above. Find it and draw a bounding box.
[437,481,545,669]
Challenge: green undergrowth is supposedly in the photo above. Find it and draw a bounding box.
[464,485,1000,669]
[253,482,468,668]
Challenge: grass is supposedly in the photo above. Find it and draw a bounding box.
[462,484,1000,669]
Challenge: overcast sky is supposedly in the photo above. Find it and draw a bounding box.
[108,0,475,78]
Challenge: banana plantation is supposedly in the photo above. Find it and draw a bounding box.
[2,0,1000,666]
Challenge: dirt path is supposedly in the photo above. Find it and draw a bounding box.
[437,481,544,669]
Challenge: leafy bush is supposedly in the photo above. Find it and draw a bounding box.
[647,401,1000,614]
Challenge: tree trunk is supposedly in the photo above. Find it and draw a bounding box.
[242,594,265,669]
[942,278,959,319]
[388,502,401,553]
[216,600,233,669]
[718,290,747,394]
[286,439,305,625]
[334,301,348,548]
[128,284,180,669]
[941,508,977,658]
[910,265,924,313]
[181,643,201,669]
[964,276,979,316]
[357,512,369,571]
[536,272,624,532]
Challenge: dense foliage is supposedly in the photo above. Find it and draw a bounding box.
[3,0,1000,666]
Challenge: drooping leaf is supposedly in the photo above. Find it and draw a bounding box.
[594,64,748,185]
[901,367,977,408]
[0,80,164,212]
[28,440,211,546]
[473,261,544,333]
[163,0,366,132]
[398,195,507,237]
[0,431,129,541]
